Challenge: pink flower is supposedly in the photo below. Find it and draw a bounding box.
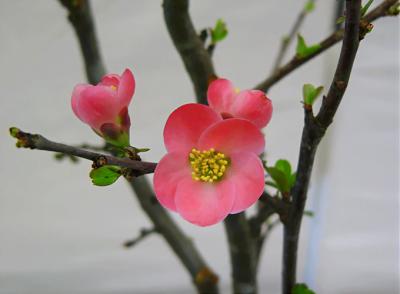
[207,78,273,129]
[153,103,265,226]
[71,68,135,147]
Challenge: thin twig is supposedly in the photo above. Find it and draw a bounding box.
[124,227,157,248]
[162,0,216,104]
[256,0,397,92]
[9,128,157,175]
[271,0,317,73]
[281,1,361,293]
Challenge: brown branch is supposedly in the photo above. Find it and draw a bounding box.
[281,1,361,293]
[58,0,106,84]
[256,0,398,93]
[129,177,219,294]
[9,127,156,175]
[162,0,216,104]
[271,0,317,73]
[224,213,257,294]
[124,227,157,248]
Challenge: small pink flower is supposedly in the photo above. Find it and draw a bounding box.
[71,68,135,147]
[153,103,265,226]
[207,78,273,129]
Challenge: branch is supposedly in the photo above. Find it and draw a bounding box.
[58,0,106,84]
[271,0,317,73]
[282,1,361,293]
[129,177,219,294]
[256,0,398,92]
[224,213,257,294]
[163,0,216,104]
[124,227,157,248]
[9,128,157,175]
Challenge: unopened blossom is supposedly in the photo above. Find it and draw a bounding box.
[153,103,265,226]
[207,78,273,129]
[71,68,135,147]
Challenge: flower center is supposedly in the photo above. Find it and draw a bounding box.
[189,148,230,183]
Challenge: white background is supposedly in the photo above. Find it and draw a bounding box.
[0,1,398,293]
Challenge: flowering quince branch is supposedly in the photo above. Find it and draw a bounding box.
[58,3,222,292]
[8,127,157,176]
[256,0,398,92]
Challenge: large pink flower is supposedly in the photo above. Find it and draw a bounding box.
[153,103,265,226]
[71,68,135,147]
[207,78,273,129]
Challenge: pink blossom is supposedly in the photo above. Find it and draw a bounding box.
[71,68,135,147]
[207,78,273,129]
[153,103,265,226]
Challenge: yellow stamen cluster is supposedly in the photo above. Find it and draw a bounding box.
[110,85,117,91]
[189,148,230,183]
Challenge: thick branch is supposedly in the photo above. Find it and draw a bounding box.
[271,0,317,72]
[256,0,397,92]
[281,1,361,293]
[9,128,156,175]
[224,213,258,294]
[129,177,219,294]
[163,0,216,104]
[58,0,106,84]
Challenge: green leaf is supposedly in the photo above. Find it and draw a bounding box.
[304,0,315,13]
[292,283,316,294]
[303,84,324,106]
[266,167,289,193]
[275,159,292,178]
[90,165,121,186]
[336,15,345,24]
[211,19,228,44]
[304,210,315,217]
[265,180,278,189]
[361,0,374,16]
[296,35,321,59]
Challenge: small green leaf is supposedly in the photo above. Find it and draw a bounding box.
[296,35,321,59]
[9,127,20,138]
[361,0,374,16]
[90,165,121,186]
[267,167,289,193]
[275,159,292,178]
[292,283,316,294]
[265,180,278,189]
[304,0,315,13]
[336,15,345,24]
[304,210,315,217]
[303,84,324,106]
[211,19,228,44]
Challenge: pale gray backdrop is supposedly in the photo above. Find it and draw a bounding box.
[0,1,398,293]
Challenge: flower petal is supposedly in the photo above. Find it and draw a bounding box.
[153,152,191,212]
[71,84,90,120]
[207,78,236,115]
[175,178,235,226]
[99,74,120,88]
[231,90,273,129]
[198,118,265,155]
[227,152,265,213]
[117,68,135,108]
[164,103,222,153]
[78,85,119,130]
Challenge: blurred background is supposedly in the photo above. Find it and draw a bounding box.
[0,1,398,293]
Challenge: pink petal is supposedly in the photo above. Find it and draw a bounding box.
[207,79,236,115]
[164,103,222,154]
[78,85,119,130]
[198,118,265,155]
[153,152,191,212]
[175,178,235,226]
[231,90,273,128]
[117,68,135,108]
[99,74,120,87]
[71,84,90,120]
[227,152,265,213]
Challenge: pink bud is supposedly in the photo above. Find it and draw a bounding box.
[71,69,135,147]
